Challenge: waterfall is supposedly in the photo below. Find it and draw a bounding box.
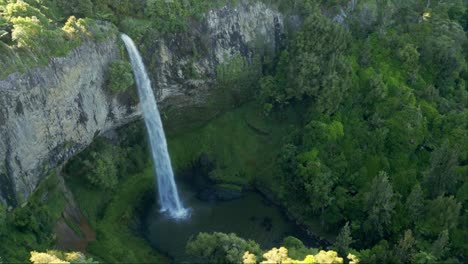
[121,34,189,219]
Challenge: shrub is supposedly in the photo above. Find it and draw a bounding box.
[11,17,68,55]
[85,149,119,190]
[106,60,134,94]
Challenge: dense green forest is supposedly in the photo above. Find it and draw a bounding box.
[0,0,467,263]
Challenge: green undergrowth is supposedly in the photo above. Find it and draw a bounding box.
[0,172,66,262]
[65,166,168,263]
[62,124,168,263]
[167,101,301,187]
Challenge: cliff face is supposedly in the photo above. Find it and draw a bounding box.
[147,1,284,130]
[0,1,284,206]
[0,36,140,205]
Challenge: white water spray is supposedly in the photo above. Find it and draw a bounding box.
[121,34,189,219]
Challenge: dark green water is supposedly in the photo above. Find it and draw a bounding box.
[144,180,316,263]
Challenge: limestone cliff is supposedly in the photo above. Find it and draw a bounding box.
[0,1,284,205]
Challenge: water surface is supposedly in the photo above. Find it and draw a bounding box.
[144,180,316,263]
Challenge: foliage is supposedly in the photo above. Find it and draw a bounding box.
[259,10,351,114]
[62,17,112,44]
[186,232,262,264]
[63,124,166,263]
[216,55,262,105]
[405,184,425,225]
[4,1,49,25]
[55,0,94,18]
[419,195,461,237]
[0,173,66,262]
[295,149,333,220]
[106,60,134,94]
[11,16,68,55]
[243,246,358,264]
[267,1,467,262]
[0,0,115,78]
[144,0,227,33]
[333,222,353,258]
[281,236,317,260]
[30,251,68,264]
[394,230,416,264]
[29,250,98,264]
[363,171,395,241]
[424,141,460,198]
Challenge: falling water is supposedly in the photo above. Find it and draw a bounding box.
[121,34,189,219]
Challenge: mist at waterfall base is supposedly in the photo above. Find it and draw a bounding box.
[121,34,189,220]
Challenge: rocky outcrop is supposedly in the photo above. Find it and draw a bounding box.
[0,1,284,206]
[146,1,284,130]
[0,36,140,205]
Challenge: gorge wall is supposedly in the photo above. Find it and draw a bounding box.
[0,2,284,206]
[0,36,139,206]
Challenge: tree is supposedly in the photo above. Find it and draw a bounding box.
[364,74,387,107]
[278,144,298,176]
[186,232,262,264]
[405,184,424,224]
[4,1,49,25]
[259,11,351,114]
[394,230,416,264]
[56,0,94,18]
[244,247,353,264]
[333,222,353,258]
[397,43,419,68]
[420,195,461,236]
[30,251,98,264]
[363,171,395,240]
[289,12,351,114]
[430,229,449,260]
[420,22,464,92]
[85,149,118,190]
[30,252,68,264]
[424,141,459,198]
[10,16,68,56]
[282,236,316,260]
[295,149,334,224]
[412,251,437,264]
[303,119,344,149]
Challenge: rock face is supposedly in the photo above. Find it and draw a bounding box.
[146,1,284,130]
[0,1,284,205]
[0,36,140,205]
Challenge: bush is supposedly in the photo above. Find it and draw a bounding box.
[106,60,134,94]
[84,149,119,190]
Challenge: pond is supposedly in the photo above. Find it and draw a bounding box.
[143,179,318,263]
